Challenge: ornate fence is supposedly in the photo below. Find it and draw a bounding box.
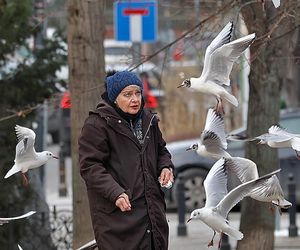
[49,206,73,250]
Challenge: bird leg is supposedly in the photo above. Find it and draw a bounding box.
[295,150,300,160]
[278,206,282,216]
[268,204,276,214]
[268,203,282,215]
[218,232,223,249]
[208,231,216,247]
[273,200,283,215]
[22,173,29,186]
[215,98,225,115]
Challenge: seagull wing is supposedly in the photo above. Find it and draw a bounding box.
[272,0,280,8]
[255,133,291,143]
[203,108,227,149]
[204,158,228,208]
[250,175,284,201]
[14,125,36,160]
[200,130,228,156]
[203,33,255,86]
[201,22,233,81]
[0,211,36,224]
[268,125,296,138]
[224,157,259,183]
[215,169,280,218]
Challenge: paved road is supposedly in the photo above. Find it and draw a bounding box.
[168,212,300,250]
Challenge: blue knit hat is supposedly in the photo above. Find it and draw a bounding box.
[106,71,143,102]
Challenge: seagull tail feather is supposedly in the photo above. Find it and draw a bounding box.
[4,165,21,179]
[224,226,243,240]
[222,92,238,107]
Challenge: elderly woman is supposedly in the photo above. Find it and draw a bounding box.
[79,70,174,250]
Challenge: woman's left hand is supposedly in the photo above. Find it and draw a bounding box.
[159,168,174,187]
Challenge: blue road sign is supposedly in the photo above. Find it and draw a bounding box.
[114,1,157,43]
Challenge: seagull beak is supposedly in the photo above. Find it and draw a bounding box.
[187,218,192,223]
[186,147,192,151]
[177,83,185,88]
[52,155,59,159]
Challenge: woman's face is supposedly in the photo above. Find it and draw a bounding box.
[115,85,142,114]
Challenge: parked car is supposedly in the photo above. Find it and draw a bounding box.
[165,108,300,211]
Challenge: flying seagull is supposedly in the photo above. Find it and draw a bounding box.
[256,125,300,159]
[227,125,300,160]
[224,156,291,214]
[187,158,279,248]
[177,22,255,114]
[0,211,36,225]
[186,108,231,159]
[4,125,58,185]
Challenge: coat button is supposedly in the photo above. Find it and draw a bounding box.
[118,120,121,123]
[147,229,151,233]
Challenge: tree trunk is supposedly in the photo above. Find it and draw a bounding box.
[282,27,300,108]
[237,1,298,249]
[67,0,105,248]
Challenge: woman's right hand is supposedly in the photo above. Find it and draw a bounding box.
[115,193,131,212]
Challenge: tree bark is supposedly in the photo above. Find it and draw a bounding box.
[67,0,105,248]
[237,1,298,249]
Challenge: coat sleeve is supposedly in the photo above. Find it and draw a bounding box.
[78,115,125,203]
[156,123,175,174]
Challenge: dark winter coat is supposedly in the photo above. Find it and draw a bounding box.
[78,99,174,250]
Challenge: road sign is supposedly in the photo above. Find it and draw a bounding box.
[114,1,157,42]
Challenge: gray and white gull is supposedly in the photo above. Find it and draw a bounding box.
[177,22,255,114]
[227,125,300,160]
[187,158,279,248]
[256,125,300,159]
[4,125,58,185]
[186,108,230,159]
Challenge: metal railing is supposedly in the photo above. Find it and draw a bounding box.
[49,205,73,250]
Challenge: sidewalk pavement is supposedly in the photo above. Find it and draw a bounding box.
[167,212,300,250]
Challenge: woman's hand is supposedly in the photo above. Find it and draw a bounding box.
[115,193,131,212]
[159,168,174,187]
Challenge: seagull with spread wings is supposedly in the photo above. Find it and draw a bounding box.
[4,125,58,185]
[187,158,280,248]
[255,125,300,159]
[177,22,255,114]
[227,125,300,160]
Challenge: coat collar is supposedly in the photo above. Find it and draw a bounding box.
[91,100,158,148]
[91,100,158,125]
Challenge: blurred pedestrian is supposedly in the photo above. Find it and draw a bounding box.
[79,70,174,250]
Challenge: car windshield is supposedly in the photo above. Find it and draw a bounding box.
[280,116,300,134]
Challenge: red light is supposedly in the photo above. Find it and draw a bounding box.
[60,91,71,109]
[143,79,158,109]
